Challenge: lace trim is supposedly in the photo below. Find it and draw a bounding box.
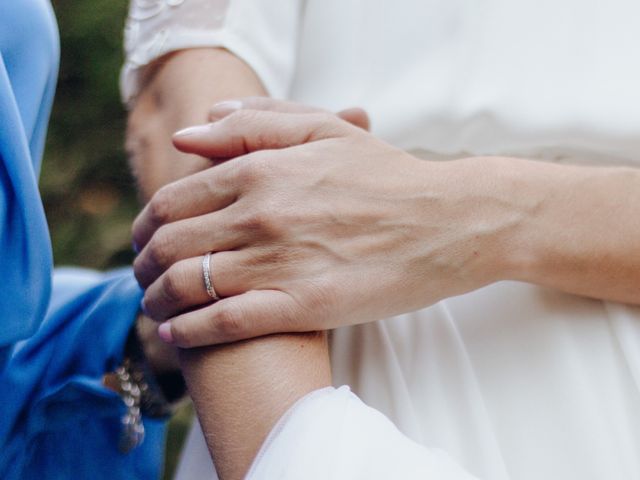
[122,0,231,103]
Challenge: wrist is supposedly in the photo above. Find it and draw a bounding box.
[495,159,630,294]
[442,156,546,288]
[180,331,331,480]
[473,156,554,285]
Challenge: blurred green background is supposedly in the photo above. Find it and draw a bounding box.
[43,0,137,270]
[44,2,192,478]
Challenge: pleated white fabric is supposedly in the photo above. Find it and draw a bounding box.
[245,386,481,480]
[123,1,640,478]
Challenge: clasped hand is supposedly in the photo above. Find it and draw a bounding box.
[133,98,509,347]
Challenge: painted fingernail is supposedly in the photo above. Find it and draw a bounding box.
[158,322,175,344]
[173,124,212,138]
[208,100,243,122]
[211,99,242,113]
[140,298,149,316]
[132,240,140,254]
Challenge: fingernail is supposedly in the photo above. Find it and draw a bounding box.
[132,240,140,254]
[210,100,242,116]
[140,298,149,316]
[173,124,213,138]
[158,322,175,344]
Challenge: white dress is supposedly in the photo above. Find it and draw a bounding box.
[122,1,640,478]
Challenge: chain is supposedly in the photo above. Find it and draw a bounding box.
[115,359,146,453]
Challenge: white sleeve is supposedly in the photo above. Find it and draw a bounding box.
[121,0,304,104]
[246,386,482,480]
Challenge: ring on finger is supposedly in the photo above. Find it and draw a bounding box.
[202,252,220,301]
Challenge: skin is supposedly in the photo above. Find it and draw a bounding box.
[130,50,640,479]
[128,49,334,480]
[136,312,180,375]
[133,98,640,348]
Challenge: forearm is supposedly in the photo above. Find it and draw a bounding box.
[181,333,331,480]
[127,48,268,197]
[491,156,640,304]
[128,49,332,479]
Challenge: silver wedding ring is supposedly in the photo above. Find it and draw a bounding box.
[202,252,220,301]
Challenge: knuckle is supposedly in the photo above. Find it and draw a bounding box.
[223,110,274,152]
[161,264,188,304]
[131,216,144,247]
[237,207,281,238]
[234,157,256,184]
[214,304,244,339]
[146,226,174,270]
[224,134,247,158]
[134,252,160,289]
[148,185,177,226]
[132,256,146,286]
[141,291,156,314]
[308,112,344,139]
[170,321,194,348]
[236,153,272,184]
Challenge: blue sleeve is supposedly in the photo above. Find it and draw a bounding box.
[0,1,59,350]
[0,267,167,480]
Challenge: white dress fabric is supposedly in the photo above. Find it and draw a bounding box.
[123,1,640,479]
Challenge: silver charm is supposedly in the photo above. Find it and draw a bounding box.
[115,362,146,453]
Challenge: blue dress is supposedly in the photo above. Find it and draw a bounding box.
[0,1,166,477]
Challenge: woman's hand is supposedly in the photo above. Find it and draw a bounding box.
[132,99,520,347]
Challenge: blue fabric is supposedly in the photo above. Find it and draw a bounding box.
[0,1,168,478]
[1,269,166,479]
[0,0,57,347]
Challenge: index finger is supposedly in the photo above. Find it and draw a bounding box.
[172,109,348,159]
